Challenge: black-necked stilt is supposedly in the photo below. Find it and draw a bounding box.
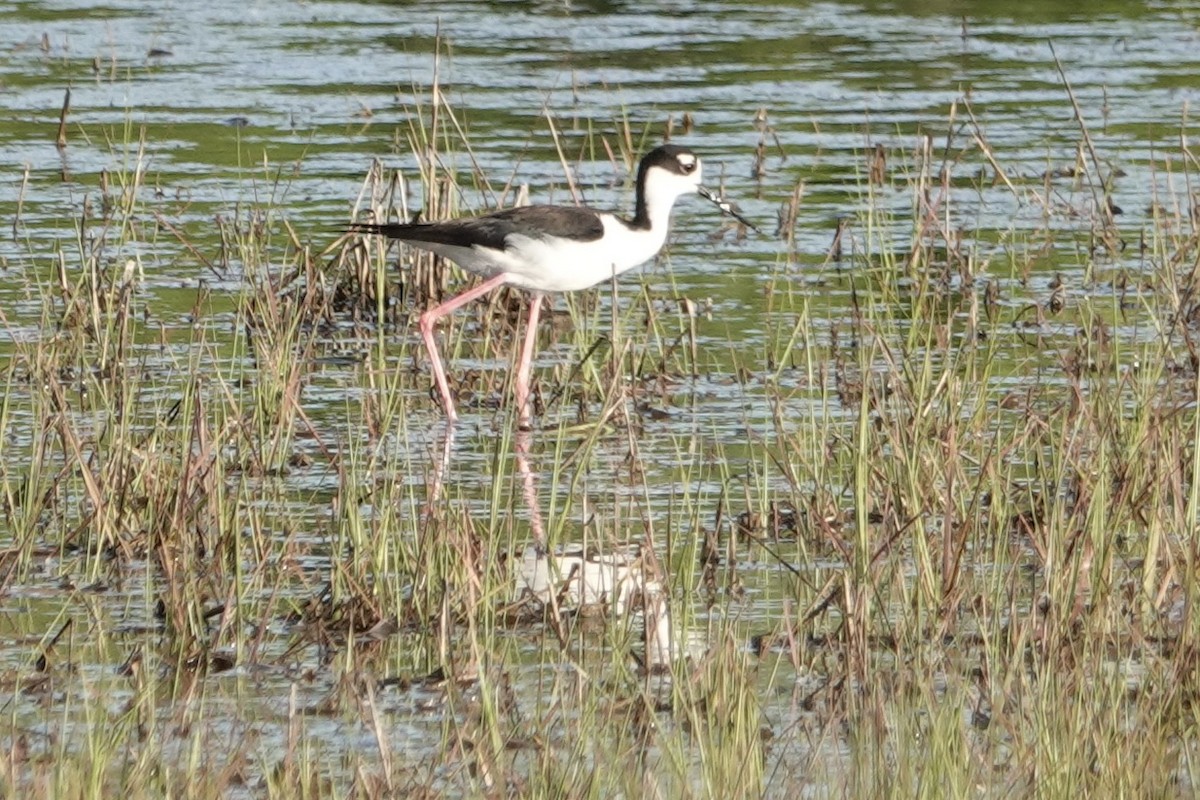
[351,144,757,425]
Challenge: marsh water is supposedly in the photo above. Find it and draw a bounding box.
[3,0,1200,793]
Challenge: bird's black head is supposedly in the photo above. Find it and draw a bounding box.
[639,144,702,182]
[635,144,760,233]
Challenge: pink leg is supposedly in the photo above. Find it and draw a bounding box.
[418,273,509,422]
[514,427,546,548]
[514,292,543,429]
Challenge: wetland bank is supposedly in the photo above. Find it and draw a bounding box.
[3,0,1200,796]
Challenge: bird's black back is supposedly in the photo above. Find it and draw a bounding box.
[349,204,606,251]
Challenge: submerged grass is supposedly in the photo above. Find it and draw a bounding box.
[3,76,1200,800]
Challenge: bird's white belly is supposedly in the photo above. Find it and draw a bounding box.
[495,217,670,293]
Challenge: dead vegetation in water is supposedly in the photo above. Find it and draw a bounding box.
[4,73,1200,800]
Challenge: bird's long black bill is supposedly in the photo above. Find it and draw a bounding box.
[697,185,761,234]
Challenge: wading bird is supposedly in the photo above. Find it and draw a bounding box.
[351,144,756,425]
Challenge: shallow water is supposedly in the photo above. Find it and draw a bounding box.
[2,0,1199,792]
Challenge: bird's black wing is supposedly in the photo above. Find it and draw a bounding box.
[349,205,605,251]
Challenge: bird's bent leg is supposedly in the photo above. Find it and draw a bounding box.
[417,273,509,422]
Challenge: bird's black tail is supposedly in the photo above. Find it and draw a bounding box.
[348,221,399,238]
